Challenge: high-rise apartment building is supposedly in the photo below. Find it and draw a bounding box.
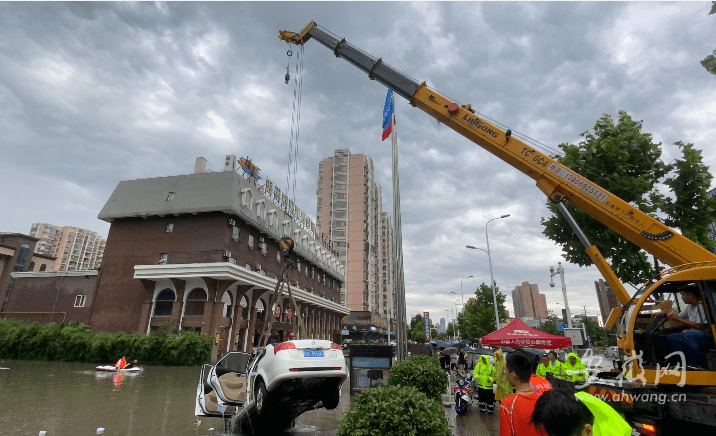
[29,223,106,271]
[316,149,394,320]
[595,278,620,324]
[512,281,548,320]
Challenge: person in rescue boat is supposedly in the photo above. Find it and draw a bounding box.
[114,355,127,370]
[531,388,632,436]
[562,353,589,382]
[473,354,496,414]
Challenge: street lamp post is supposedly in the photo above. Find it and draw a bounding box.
[460,275,473,306]
[550,262,572,328]
[467,214,510,331]
[454,300,463,341]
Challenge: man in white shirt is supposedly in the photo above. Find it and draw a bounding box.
[664,286,710,367]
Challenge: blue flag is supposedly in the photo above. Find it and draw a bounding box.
[382,89,394,141]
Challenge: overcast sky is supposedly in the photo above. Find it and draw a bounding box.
[2,2,715,326]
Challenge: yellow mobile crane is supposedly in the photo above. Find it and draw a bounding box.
[280,22,716,433]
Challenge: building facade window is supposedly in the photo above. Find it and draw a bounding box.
[184,288,207,316]
[74,295,87,307]
[241,188,254,210]
[166,223,174,233]
[13,244,30,272]
[240,295,249,319]
[256,299,266,321]
[28,261,35,271]
[154,289,175,316]
[221,291,233,318]
[39,264,47,272]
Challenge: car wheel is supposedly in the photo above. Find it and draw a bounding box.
[323,389,341,410]
[255,379,268,413]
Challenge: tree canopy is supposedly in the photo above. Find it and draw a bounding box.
[457,282,509,341]
[703,3,716,75]
[540,111,716,287]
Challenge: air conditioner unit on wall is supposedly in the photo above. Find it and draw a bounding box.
[224,251,232,258]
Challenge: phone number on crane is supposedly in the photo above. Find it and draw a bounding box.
[547,163,609,203]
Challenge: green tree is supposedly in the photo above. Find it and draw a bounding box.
[409,314,426,343]
[661,141,716,253]
[583,317,614,348]
[702,3,716,75]
[541,111,679,287]
[458,283,509,341]
[535,315,563,336]
[445,322,457,340]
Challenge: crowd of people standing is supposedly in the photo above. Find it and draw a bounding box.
[440,346,631,436]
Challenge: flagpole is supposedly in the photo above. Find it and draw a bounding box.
[390,101,407,361]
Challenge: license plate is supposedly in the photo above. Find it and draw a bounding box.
[304,350,324,358]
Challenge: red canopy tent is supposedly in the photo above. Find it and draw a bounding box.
[481,318,572,349]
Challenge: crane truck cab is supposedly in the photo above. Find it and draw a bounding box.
[615,264,716,383]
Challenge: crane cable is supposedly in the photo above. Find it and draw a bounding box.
[285,45,305,210]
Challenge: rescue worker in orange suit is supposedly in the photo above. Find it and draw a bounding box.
[114,355,128,370]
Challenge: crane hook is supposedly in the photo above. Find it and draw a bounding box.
[285,49,293,85]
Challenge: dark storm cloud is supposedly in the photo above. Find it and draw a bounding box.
[1,2,714,323]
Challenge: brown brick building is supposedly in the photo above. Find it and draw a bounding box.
[88,157,348,353]
[1,233,57,317]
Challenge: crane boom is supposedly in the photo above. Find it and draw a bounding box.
[279,22,716,301]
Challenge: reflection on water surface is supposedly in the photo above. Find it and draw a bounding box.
[0,360,346,436]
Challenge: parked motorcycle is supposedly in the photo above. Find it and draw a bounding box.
[454,374,472,415]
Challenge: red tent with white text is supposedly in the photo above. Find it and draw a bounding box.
[481,318,572,349]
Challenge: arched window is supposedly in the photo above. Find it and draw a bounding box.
[28,262,35,271]
[13,244,30,272]
[185,288,207,316]
[221,291,233,318]
[240,295,249,320]
[256,298,266,321]
[39,264,47,272]
[153,289,176,316]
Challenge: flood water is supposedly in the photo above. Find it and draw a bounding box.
[0,359,349,436]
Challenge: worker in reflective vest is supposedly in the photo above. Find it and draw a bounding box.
[563,352,589,383]
[536,355,550,377]
[546,351,563,379]
[473,355,496,414]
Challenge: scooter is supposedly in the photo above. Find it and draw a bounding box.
[454,373,472,415]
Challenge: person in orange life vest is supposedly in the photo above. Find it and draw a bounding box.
[500,352,548,436]
[114,356,127,369]
[516,350,552,394]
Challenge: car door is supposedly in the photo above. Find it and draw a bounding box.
[209,351,252,406]
[196,364,232,418]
